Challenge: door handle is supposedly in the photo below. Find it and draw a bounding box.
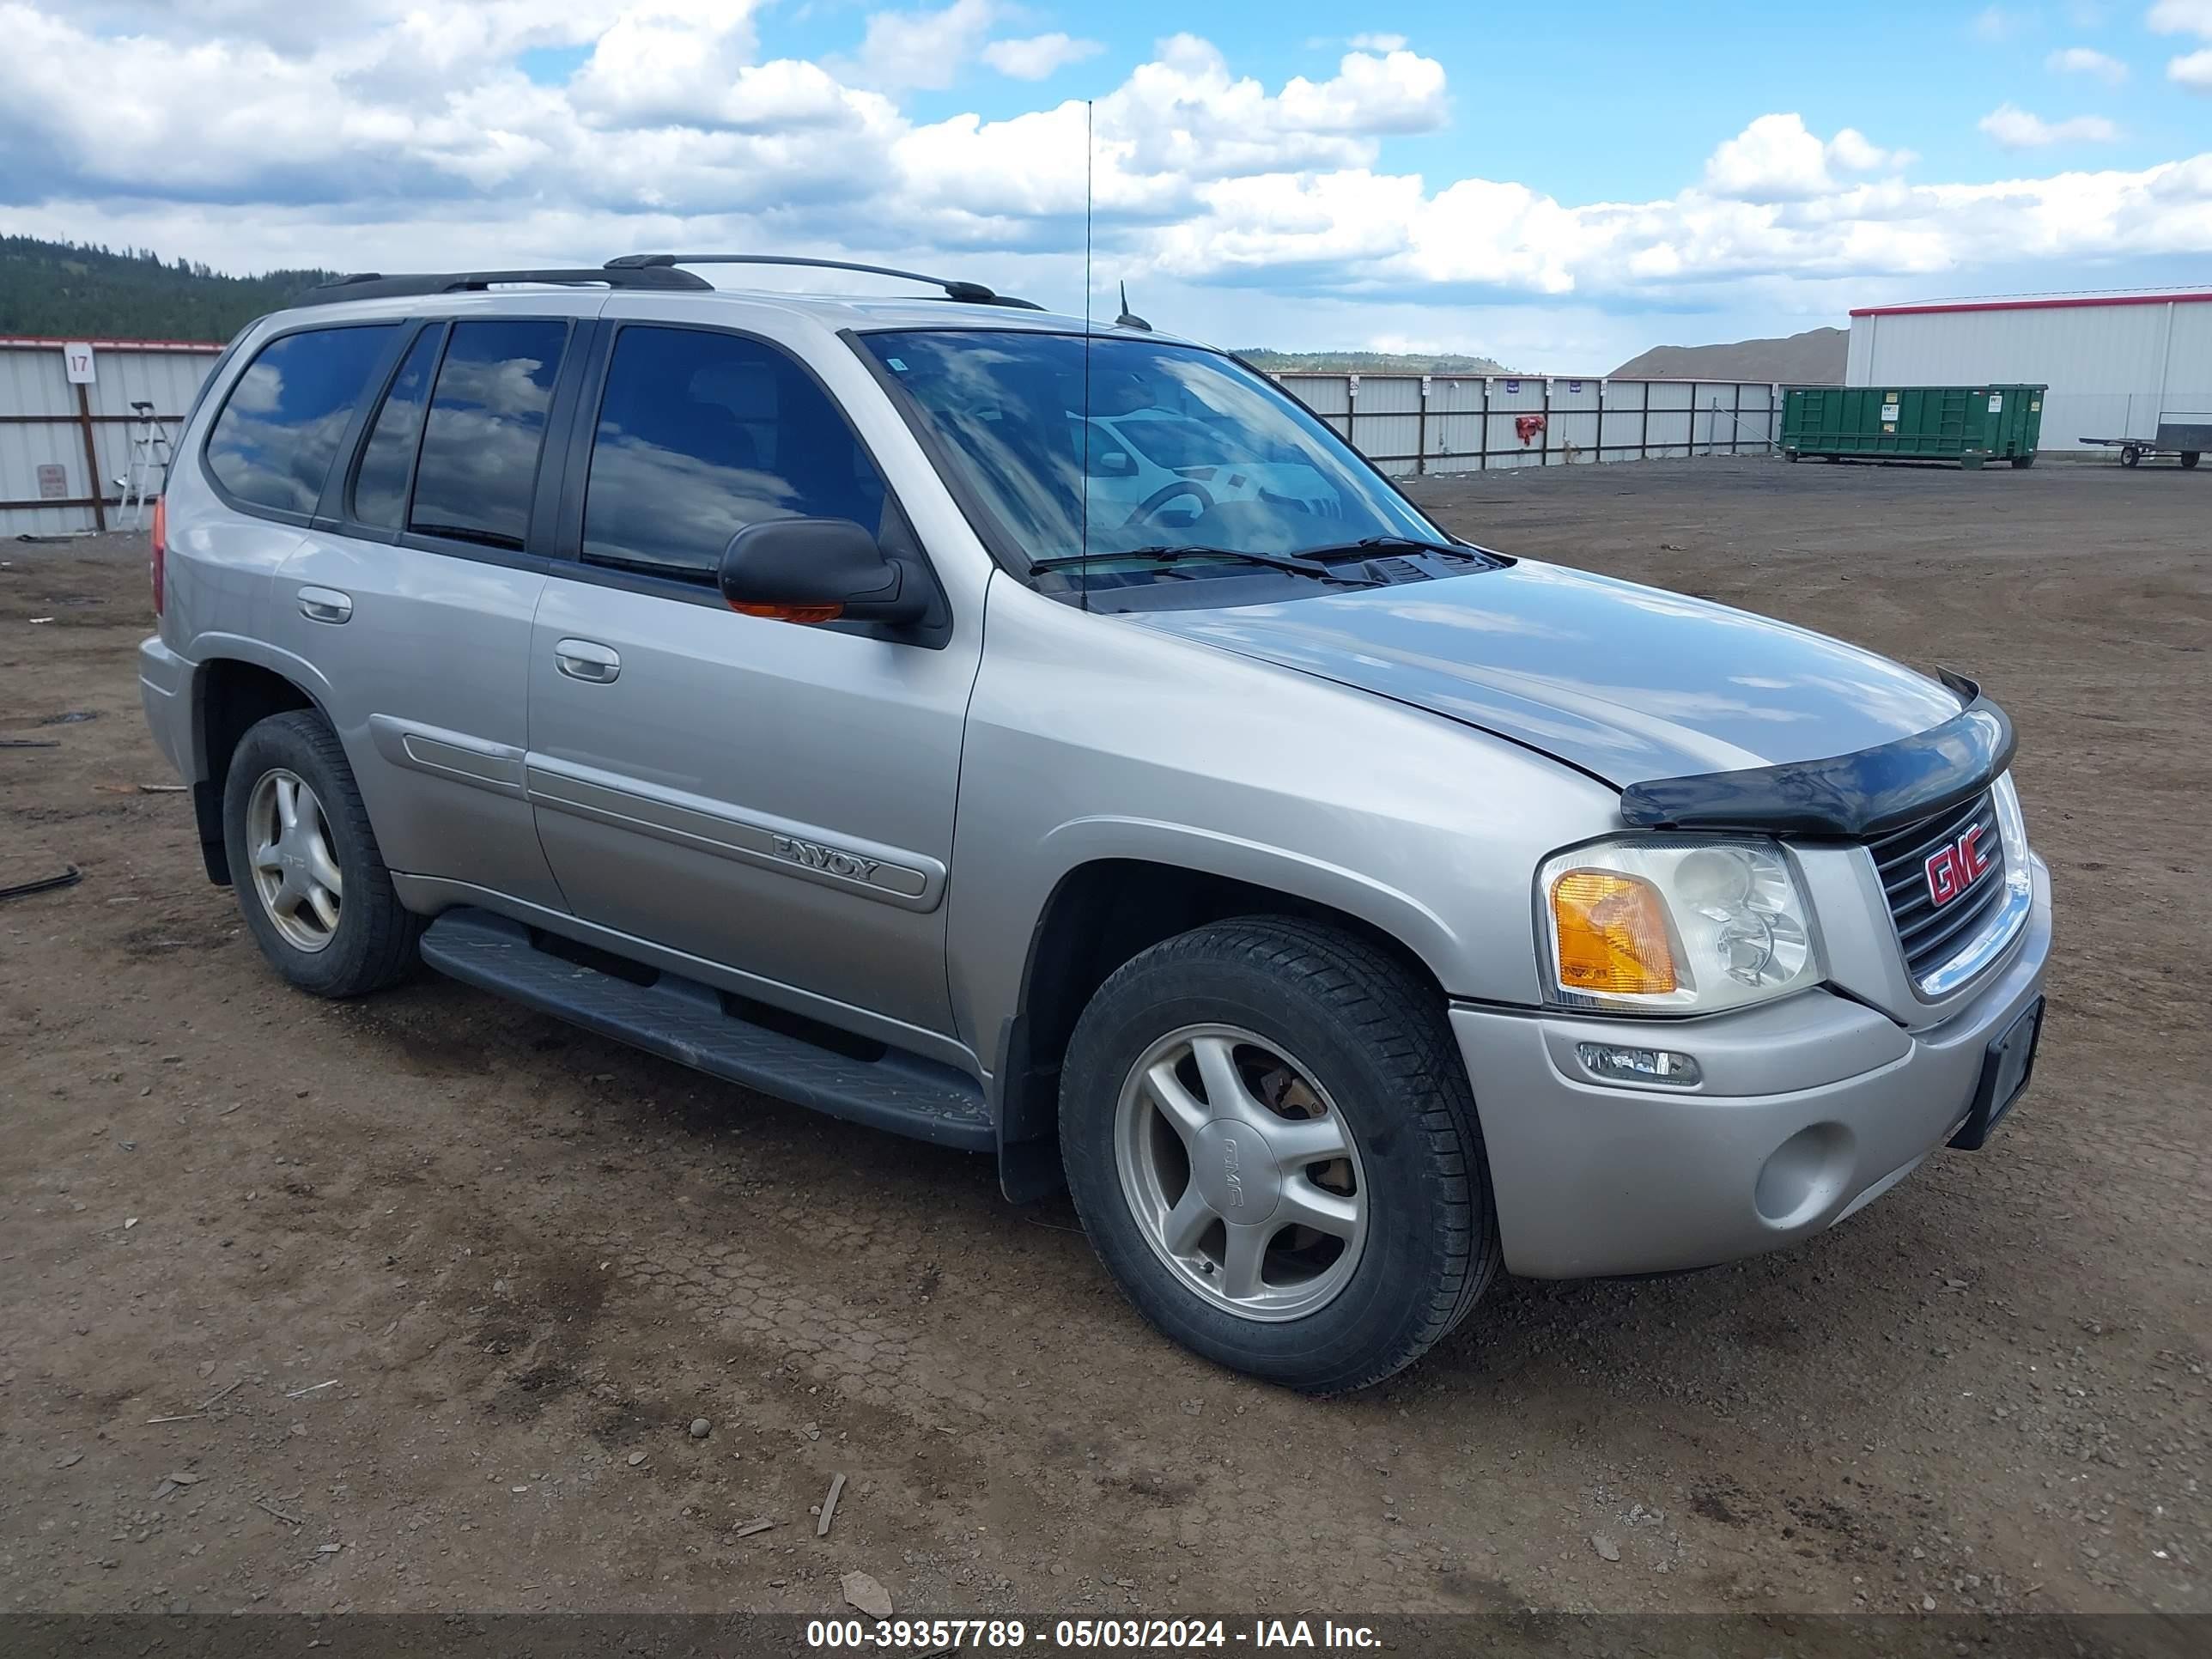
[298,586,352,624]
[554,639,621,684]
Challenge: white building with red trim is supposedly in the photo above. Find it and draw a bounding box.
[1846,289,2212,454]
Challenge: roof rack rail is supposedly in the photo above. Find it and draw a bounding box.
[607,253,1045,311]
[292,266,714,308]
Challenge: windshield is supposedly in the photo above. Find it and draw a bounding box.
[860,331,1451,579]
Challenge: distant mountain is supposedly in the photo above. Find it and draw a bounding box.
[1611,326,1845,384]
[0,236,337,341]
[1237,347,1517,375]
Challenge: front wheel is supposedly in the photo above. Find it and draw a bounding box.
[2184,451,2202,470]
[2122,446,2142,467]
[1059,918,1498,1393]
[223,710,422,997]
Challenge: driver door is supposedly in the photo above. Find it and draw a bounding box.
[525,321,981,1044]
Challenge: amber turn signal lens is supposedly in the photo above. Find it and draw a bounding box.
[149,496,167,617]
[730,603,842,623]
[1551,870,1678,995]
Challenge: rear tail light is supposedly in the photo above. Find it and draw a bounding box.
[150,496,167,617]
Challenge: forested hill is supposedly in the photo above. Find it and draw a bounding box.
[0,237,337,340]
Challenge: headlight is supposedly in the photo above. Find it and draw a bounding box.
[1537,836,1822,1014]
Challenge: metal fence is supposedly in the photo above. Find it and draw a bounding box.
[0,337,1786,537]
[1273,373,1782,476]
[1,337,222,537]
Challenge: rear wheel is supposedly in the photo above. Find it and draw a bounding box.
[1060,917,1498,1393]
[2009,453,2035,469]
[2122,446,2142,467]
[224,710,422,997]
[2184,452,2202,471]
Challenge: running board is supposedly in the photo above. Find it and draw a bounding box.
[418,908,994,1152]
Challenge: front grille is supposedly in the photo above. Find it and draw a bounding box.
[1869,789,2005,988]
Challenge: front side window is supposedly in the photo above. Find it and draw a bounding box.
[205,325,398,514]
[860,331,1449,582]
[581,325,889,580]
[409,319,568,550]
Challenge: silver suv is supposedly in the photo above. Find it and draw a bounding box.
[139,256,2052,1392]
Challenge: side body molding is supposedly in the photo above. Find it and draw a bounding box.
[523,755,945,912]
[368,715,527,797]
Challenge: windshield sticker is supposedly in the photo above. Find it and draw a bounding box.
[885,357,908,372]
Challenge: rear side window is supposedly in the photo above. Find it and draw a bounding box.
[580,325,888,580]
[409,319,568,550]
[351,328,442,531]
[205,325,398,515]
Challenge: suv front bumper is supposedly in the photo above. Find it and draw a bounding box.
[1451,854,2052,1279]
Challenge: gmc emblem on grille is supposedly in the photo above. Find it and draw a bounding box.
[1924,824,1991,908]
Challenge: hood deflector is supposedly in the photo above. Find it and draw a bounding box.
[1617,671,2014,839]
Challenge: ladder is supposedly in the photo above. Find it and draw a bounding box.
[117,401,174,531]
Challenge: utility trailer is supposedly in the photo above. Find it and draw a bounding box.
[2078,416,2207,470]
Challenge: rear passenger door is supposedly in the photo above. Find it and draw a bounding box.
[268,307,592,910]
[524,321,981,1047]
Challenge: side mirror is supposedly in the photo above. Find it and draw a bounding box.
[717,517,927,627]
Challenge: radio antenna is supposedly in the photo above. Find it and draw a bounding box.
[1079,97,1094,614]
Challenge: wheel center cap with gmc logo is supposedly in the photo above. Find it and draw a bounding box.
[1188,1120,1283,1223]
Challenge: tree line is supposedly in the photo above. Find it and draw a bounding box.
[0,236,337,340]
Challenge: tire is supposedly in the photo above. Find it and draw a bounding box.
[223,709,422,997]
[1059,917,1499,1393]
[2122,447,2141,468]
[2009,453,2034,469]
[2184,452,2201,471]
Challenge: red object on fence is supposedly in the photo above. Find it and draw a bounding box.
[1515,414,1547,446]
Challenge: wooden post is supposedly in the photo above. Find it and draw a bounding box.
[75,382,106,532]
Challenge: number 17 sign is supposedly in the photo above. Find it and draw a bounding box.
[63,342,96,385]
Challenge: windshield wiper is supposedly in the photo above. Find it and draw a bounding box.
[1032,544,1361,582]
[1304,535,1490,562]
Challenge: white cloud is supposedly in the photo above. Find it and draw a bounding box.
[1348,33,1408,51]
[1702,114,1911,203]
[1978,102,2121,147]
[1972,5,2021,40]
[2148,0,2212,36]
[981,33,1103,81]
[2047,45,2128,81]
[2153,0,2212,87]
[568,2,767,127]
[0,4,2206,346]
[842,0,999,93]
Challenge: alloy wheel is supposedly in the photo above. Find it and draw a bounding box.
[1112,1023,1368,1322]
[246,769,343,953]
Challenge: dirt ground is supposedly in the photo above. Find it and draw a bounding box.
[2,456,2206,1623]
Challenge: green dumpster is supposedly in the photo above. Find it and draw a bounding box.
[1781,384,2046,469]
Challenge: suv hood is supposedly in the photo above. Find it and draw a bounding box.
[1128,559,1966,787]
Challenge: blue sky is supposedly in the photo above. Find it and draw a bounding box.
[3,0,2208,369]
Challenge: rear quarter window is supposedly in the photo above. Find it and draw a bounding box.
[204,325,399,515]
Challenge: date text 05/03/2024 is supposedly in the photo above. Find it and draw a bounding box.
[803,1617,1382,1650]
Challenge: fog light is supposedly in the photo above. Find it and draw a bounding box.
[1577,1042,1703,1087]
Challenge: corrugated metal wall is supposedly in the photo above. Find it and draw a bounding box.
[1274,373,1779,477]
[1846,299,2212,452]
[1,337,222,536]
